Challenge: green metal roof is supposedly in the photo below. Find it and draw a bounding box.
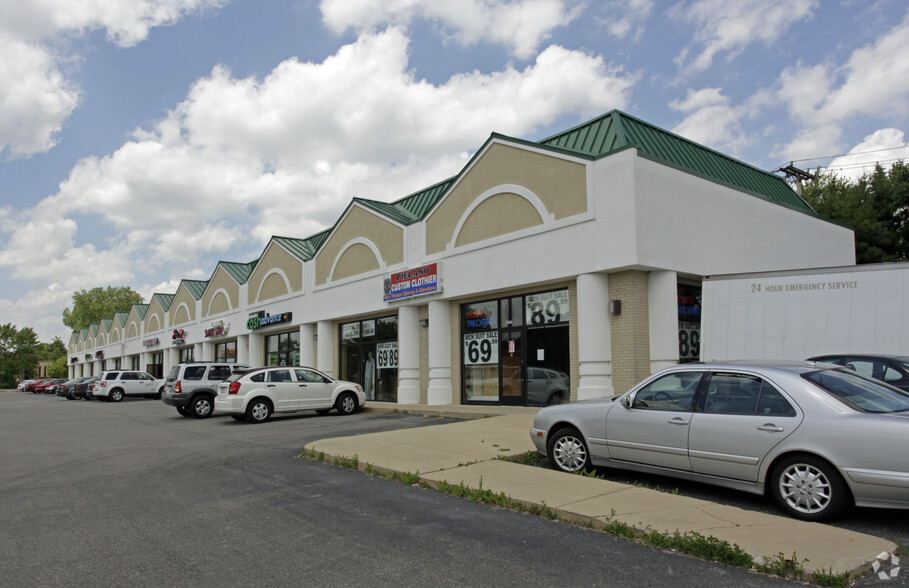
[181,280,208,300]
[133,304,149,320]
[80,328,89,340]
[90,324,99,336]
[101,318,113,331]
[151,293,175,311]
[538,110,816,216]
[271,236,317,261]
[115,311,129,326]
[218,261,257,285]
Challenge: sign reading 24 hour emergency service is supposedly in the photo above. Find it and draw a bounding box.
[383,263,440,302]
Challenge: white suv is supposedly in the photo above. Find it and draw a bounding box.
[215,366,365,423]
[93,370,164,402]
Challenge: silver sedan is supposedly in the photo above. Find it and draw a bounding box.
[530,361,909,521]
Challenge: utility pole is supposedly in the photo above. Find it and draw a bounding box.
[775,162,816,195]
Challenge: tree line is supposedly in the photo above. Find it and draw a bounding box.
[800,160,909,263]
[0,286,143,388]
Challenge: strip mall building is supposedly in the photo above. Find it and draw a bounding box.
[67,111,856,406]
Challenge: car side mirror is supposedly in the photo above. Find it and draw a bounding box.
[620,395,632,409]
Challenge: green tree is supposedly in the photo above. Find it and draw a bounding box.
[0,323,41,387]
[801,161,909,263]
[62,286,145,332]
[39,336,67,362]
[47,355,69,378]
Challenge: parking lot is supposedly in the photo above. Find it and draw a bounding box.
[4,390,908,585]
[2,390,817,586]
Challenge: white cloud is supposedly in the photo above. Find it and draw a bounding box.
[0,0,225,157]
[598,0,653,40]
[0,27,638,342]
[825,128,909,183]
[319,0,582,59]
[774,11,909,163]
[669,0,818,72]
[669,87,752,154]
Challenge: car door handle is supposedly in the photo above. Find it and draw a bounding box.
[298,384,307,387]
[267,384,276,387]
[757,424,784,432]
[668,417,689,425]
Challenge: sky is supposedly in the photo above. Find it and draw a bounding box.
[1,0,909,344]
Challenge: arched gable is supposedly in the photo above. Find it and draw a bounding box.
[248,245,302,303]
[316,206,402,285]
[329,239,382,282]
[427,142,587,254]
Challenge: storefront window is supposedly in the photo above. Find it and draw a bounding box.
[463,300,500,403]
[340,317,398,401]
[179,347,194,362]
[265,331,299,366]
[462,290,571,406]
[215,341,237,363]
[678,283,702,363]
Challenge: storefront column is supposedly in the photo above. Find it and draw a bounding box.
[237,335,249,365]
[397,306,420,404]
[168,347,179,371]
[577,273,614,400]
[316,321,333,377]
[649,270,679,373]
[193,342,204,363]
[427,301,452,405]
[299,324,315,367]
[201,340,214,361]
[141,351,151,372]
[248,332,262,367]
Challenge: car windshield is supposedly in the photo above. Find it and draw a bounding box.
[803,368,909,413]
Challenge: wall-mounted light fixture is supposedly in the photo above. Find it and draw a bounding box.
[419,318,429,327]
[609,300,622,315]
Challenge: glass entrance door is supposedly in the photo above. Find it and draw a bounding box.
[499,328,523,405]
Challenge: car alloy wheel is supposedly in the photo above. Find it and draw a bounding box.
[246,399,272,423]
[336,392,356,415]
[109,389,124,402]
[191,396,213,418]
[547,427,590,473]
[771,455,848,521]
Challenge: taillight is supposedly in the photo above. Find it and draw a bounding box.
[99,381,106,387]
[175,381,182,393]
[229,382,241,395]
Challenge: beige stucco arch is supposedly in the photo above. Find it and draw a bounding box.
[256,270,291,302]
[450,185,550,249]
[328,238,383,282]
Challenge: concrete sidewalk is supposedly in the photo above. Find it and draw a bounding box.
[304,402,896,577]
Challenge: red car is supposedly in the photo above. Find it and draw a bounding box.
[25,379,51,393]
[35,378,67,394]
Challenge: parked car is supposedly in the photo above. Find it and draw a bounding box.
[25,379,51,393]
[215,366,365,423]
[35,378,67,394]
[57,377,94,399]
[807,354,909,392]
[92,370,164,402]
[18,379,34,391]
[530,361,909,522]
[526,367,570,406]
[162,361,250,418]
[70,376,98,400]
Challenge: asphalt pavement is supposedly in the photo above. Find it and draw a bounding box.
[308,401,898,579]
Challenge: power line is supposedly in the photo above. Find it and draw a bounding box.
[788,144,909,165]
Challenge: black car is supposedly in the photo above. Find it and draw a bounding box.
[807,353,909,392]
[58,376,96,399]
